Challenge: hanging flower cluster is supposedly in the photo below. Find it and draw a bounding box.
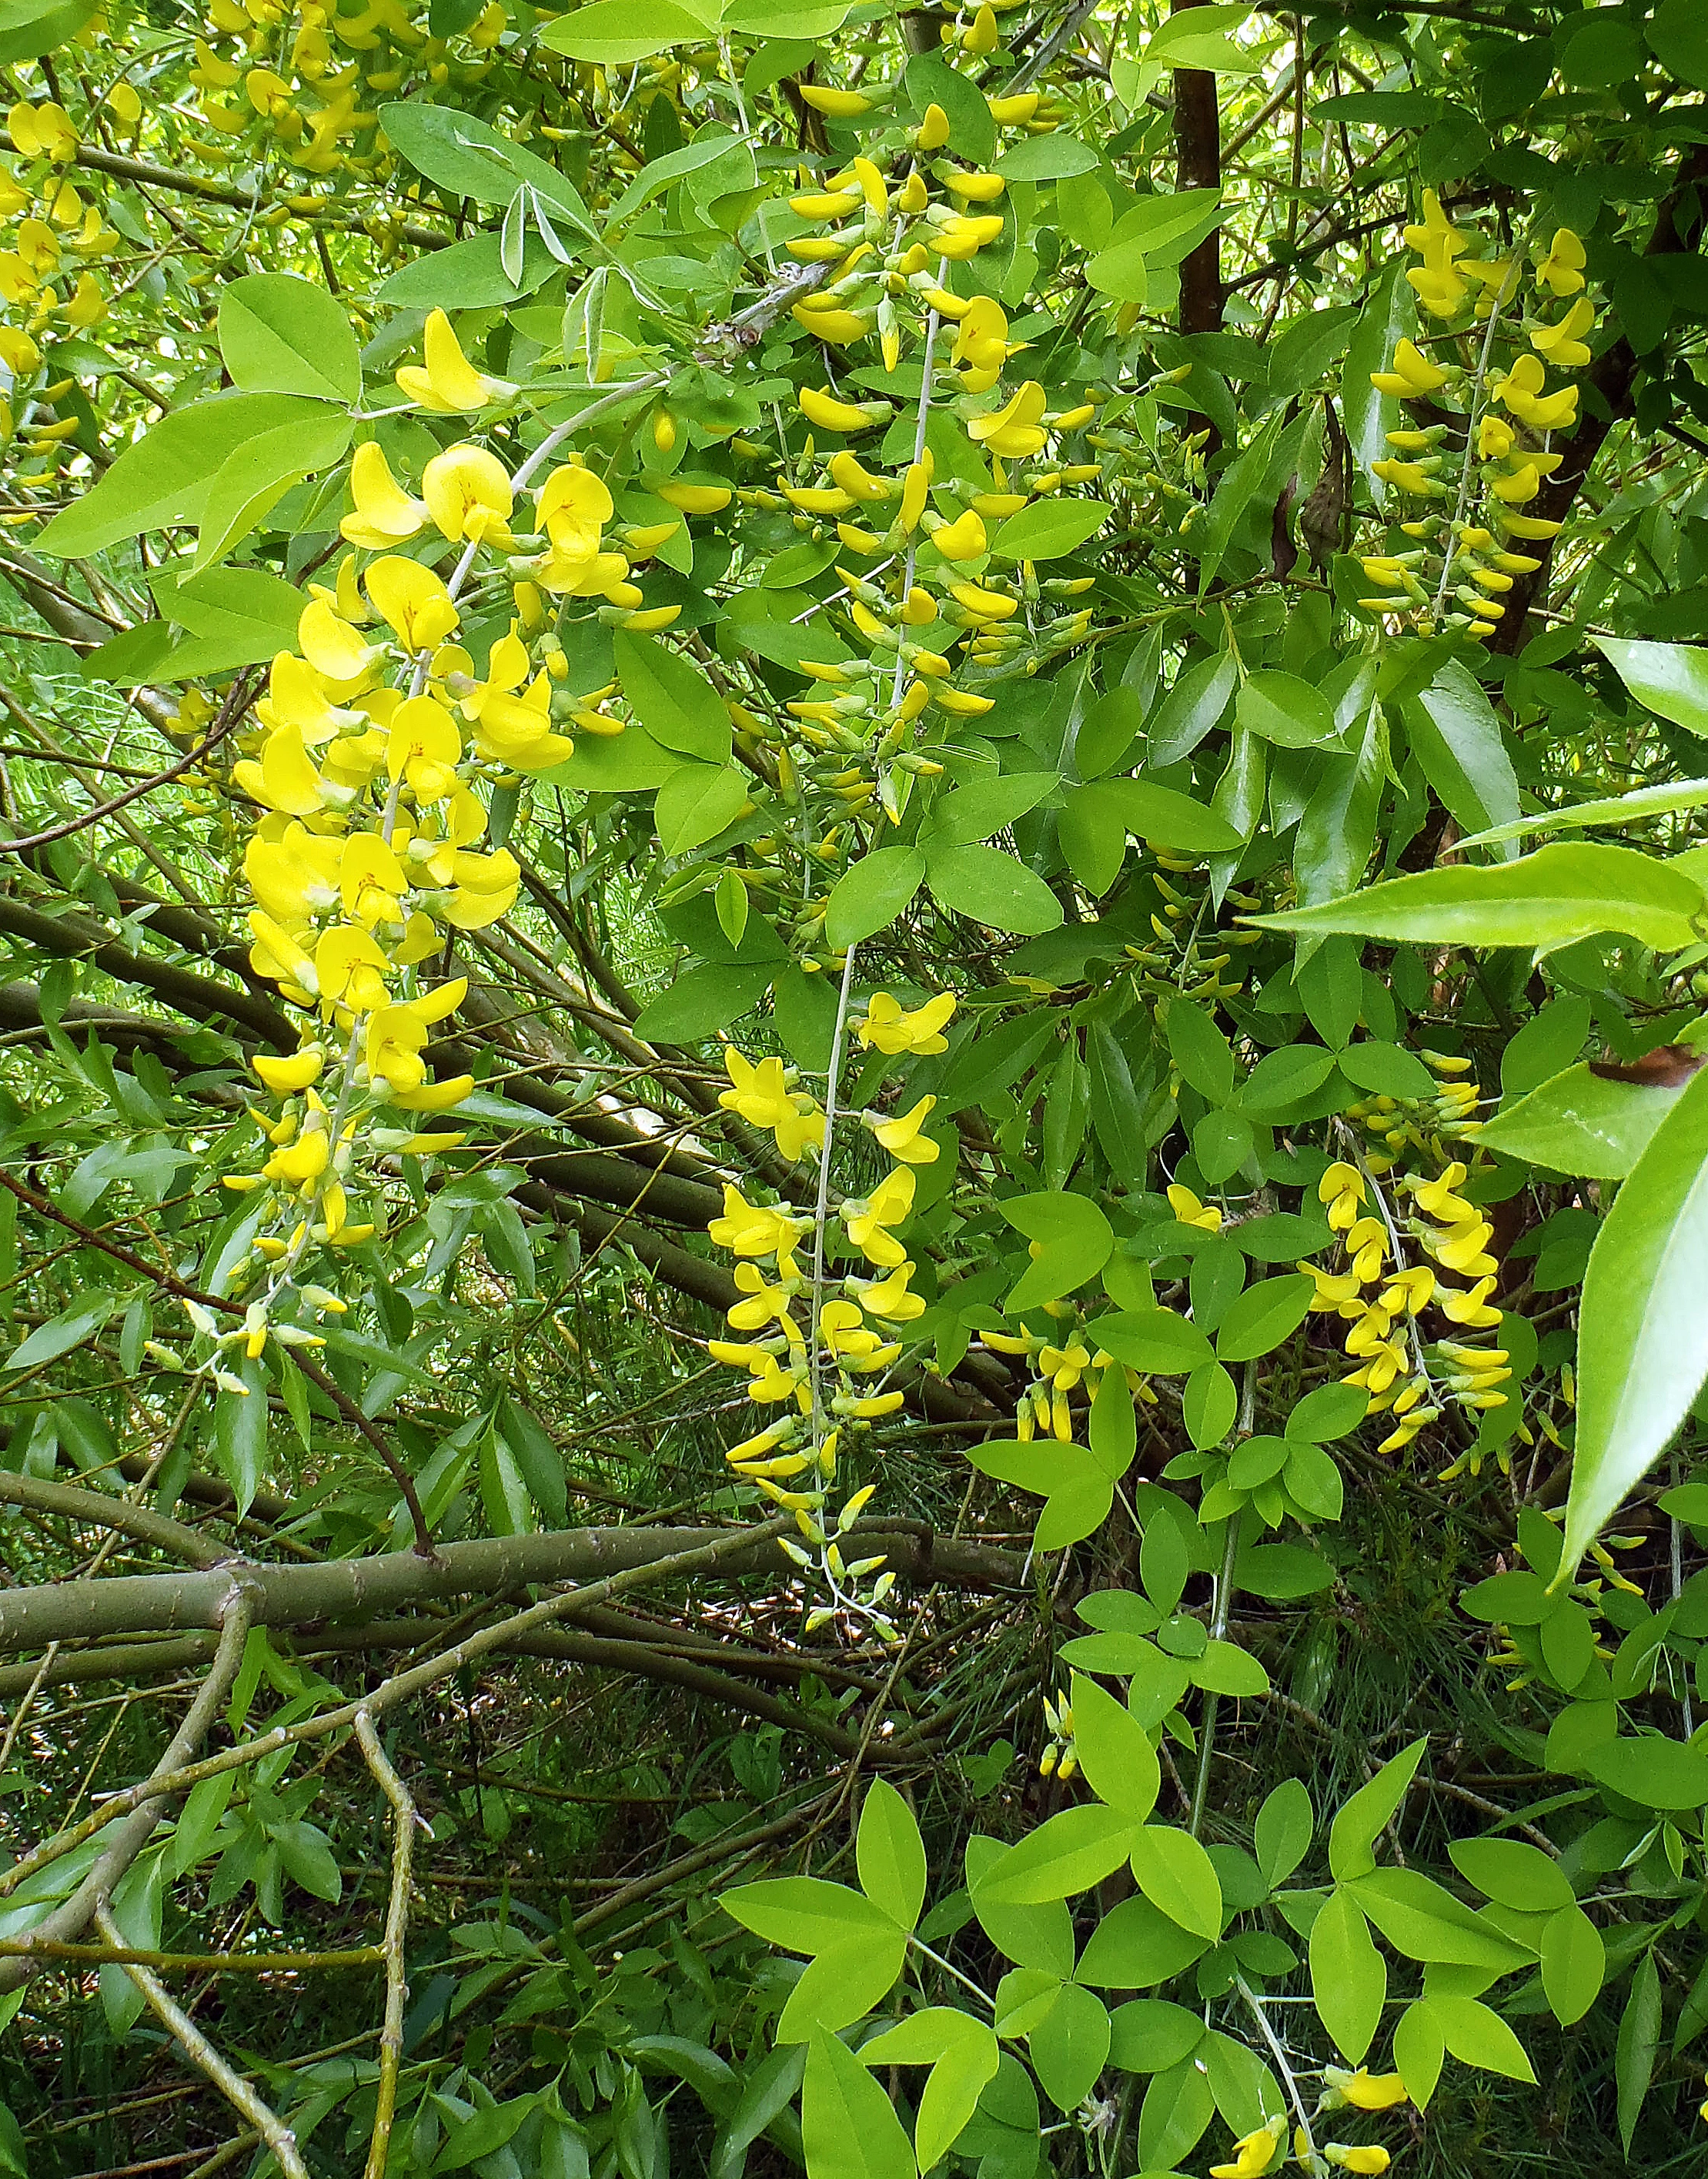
[182,0,503,179]
[220,308,683,1328]
[714,79,1101,967]
[0,104,115,457]
[704,992,954,1636]
[1359,193,1598,641]
[1212,2064,1412,2178]
[1301,1069,1509,1460]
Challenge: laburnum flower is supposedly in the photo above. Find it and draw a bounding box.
[395,308,515,413]
[367,556,460,653]
[1209,2116,1285,2179]
[863,1095,938,1164]
[718,1050,825,1161]
[233,721,326,817]
[439,845,520,929]
[1167,1182,1222,1233]
[1532,294,1596,369]
[299,597,383,682]
[1319,1160,1365,1232]
[457,632,573,771]
[1535,226,1586,298]
[1320,2067,1410,2114]
[1492,353,1579,432]
[246,824,343,924]
[857,990,956,1056]
[259,650,363,746]
[951,296,1013,394]
[847,1260,924,1322]
[424,443,514,546]
[1325,2148,1389,2175]
[363,982,465,1091]
[842,1166,915,1268]
[1439,1275,1502,1328]
[929,508,988,563]
[316,923,392,1015]
[340,440,426,549]
[339,831,409,925]
[9,102,78,162]
[1369,336,1450,399]
[969,379,1048,460]
[710,1185,809,1260]
[252,1045,325,1095]
[386,694,462,802]
[727,1260,805,1338]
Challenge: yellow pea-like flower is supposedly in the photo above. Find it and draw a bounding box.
[394,308,515,414]
[929,507,988,561]
[799,385,884,433]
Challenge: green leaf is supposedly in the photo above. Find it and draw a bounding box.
[1583,1734,1708,1810]
[1078,1896,1210,1990]
[1068,1673,1160,1820]
[154,565,308,676]
[542,0,712,65]
[860,2014,998,2172]
[857,1780,926,1933]
[1595,636,1708,738]
[1091,1307,1215,1375]
[480,1425,533,1536]
[1236,670,1337,750]
[1309,1890,1385,2063]
[1406,661,1522,857]
[1456,775,1708,851]
[1479,1060,1687,1180]
[1254,844,1706,953]
[926,844,1065,936]
[1296,707,1383,907]
[218,272,361,405]
[5,1295,113,1372]
[1128,1826,1222,1940]
[195,409,352,573]
[977,1806,1139,1905]
[1028,1983,1111,2110]
[615,630,733,761]
[1566,1068,1708,1572]
[924,772,1059,847]
[965,1836,1075,1974]
[379,100,593,229]
[1342,261,1414,512]
[1105,780,1242,854]
[1213,1274,1313,1364]
[1188,1639,1269,1697]
[721,1877,895,1954]
[1254,1779,1313,1889]
[0,0,96,62]
[213,1355,268,1519]
[655,764,751,855]
[631,964,773,1043]
[1429,1996,1536,2085]
[821,847,924,947]
[1001,1192,1114,1311]
[779,1938,909,2040]
[988,500,1111,561]
[1166,999,1234,1101]
[1447,1838,1573,1913]
[1616,1952,1662,2153]
[1540,1903,1605,2027]
[1328,1738,1426,1882]
[1392,2000,1445,2111]
[37,393,332,558]
[1346,1870,1528,1971]
[803,2030,916,2179]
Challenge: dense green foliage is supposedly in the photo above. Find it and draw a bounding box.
[5,0,1708,2175]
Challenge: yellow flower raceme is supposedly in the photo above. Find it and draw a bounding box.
[857,990,956,1056]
